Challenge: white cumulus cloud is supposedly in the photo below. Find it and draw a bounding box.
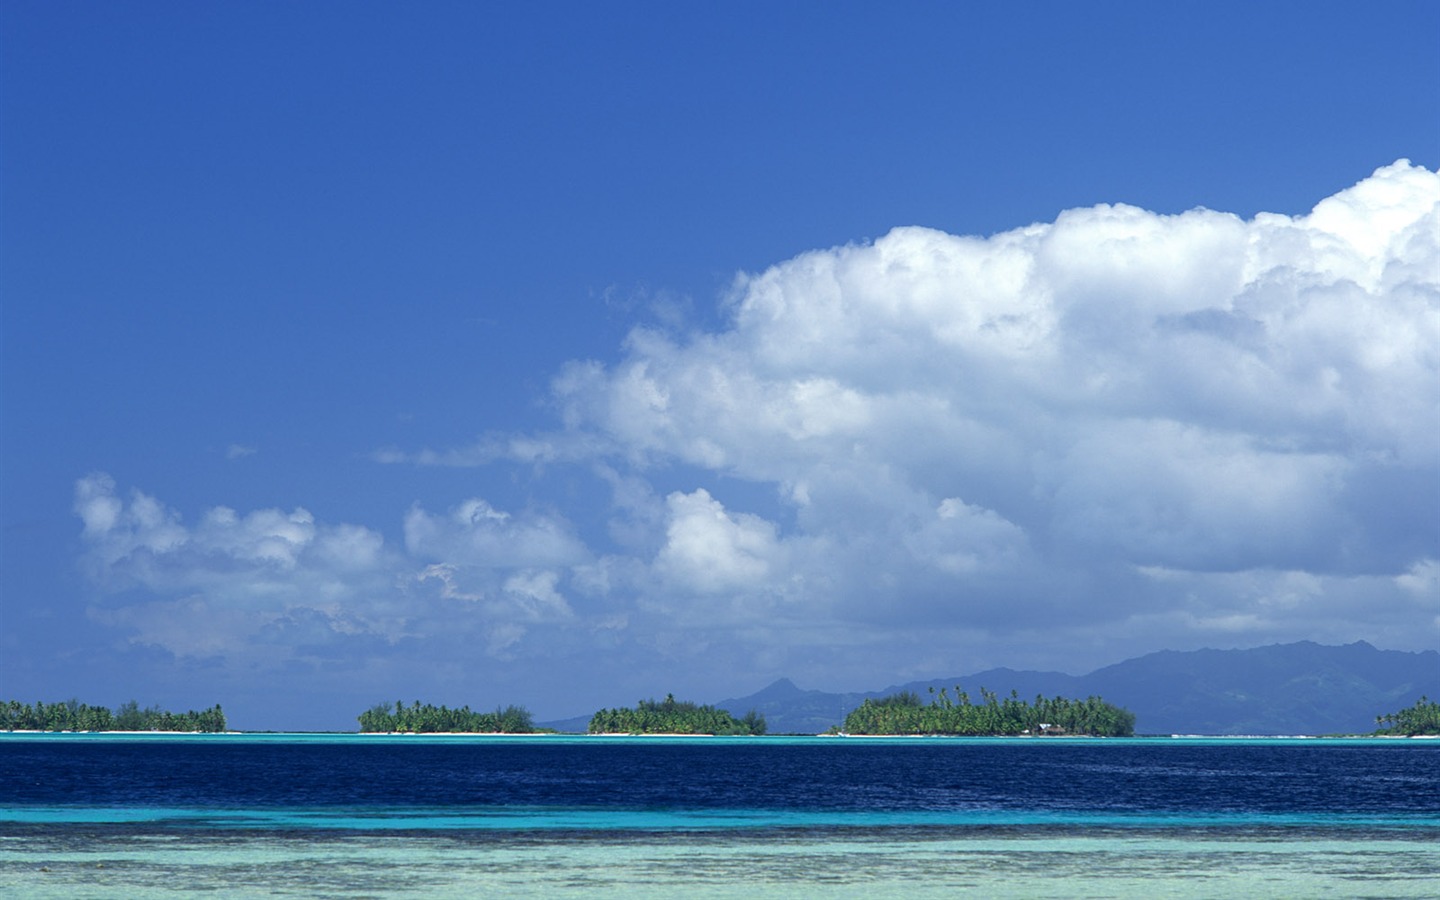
[74,475,607,673]
[403,498,591,569]
[74,473,402,658]
[77,161,1440,697]
[655,488,787,595]
[538,160,1440,663]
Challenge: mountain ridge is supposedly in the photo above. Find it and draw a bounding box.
[708,640,1438,735]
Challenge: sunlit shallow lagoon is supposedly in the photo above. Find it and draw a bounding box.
[2,734,1436,897]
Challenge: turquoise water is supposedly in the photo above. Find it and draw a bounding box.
[2,735,1436,897]
[5,826,1437,898]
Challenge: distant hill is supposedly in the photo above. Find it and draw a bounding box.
[708,641,1439,735]
[540,712,595,734]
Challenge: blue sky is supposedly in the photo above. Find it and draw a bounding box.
[3,2,1437,730]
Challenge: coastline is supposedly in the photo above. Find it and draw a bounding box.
[0,729,241,736]
[6,729,1436,740]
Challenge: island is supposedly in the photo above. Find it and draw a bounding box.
[838,687,1136,736]
[1374,696,1439,736]
[357,701,537,733]
[0,699,227,732]
[588,694,767,735]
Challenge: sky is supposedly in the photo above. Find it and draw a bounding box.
[2,2,1437,731]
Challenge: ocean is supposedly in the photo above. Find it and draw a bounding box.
[1,734,1436,897]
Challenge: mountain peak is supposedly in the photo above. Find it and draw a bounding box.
[750,677,803,699]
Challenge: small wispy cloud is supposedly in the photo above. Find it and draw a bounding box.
[370,432,606,467]
[225,444,258,460]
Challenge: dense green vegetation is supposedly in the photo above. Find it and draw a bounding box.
[840,687,1135,736]
[0,699,227,732]
[357,701,536,733]
[1374,696,1440,736]
[588,694,767,735]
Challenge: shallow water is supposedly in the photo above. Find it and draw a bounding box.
[2,735,1436,897]
[5,827,1437,898]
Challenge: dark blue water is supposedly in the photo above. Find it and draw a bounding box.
[2,736,1437,830]
[4,737,1438,897]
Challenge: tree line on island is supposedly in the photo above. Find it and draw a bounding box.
[588,694,767,735]
[5,694,1435,736]
[840,687,1137,736]
[357,701,535,733]
[0,699,227,732]
[1374,696,1439,736]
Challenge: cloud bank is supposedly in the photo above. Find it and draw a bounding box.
[77,161,1440,707]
